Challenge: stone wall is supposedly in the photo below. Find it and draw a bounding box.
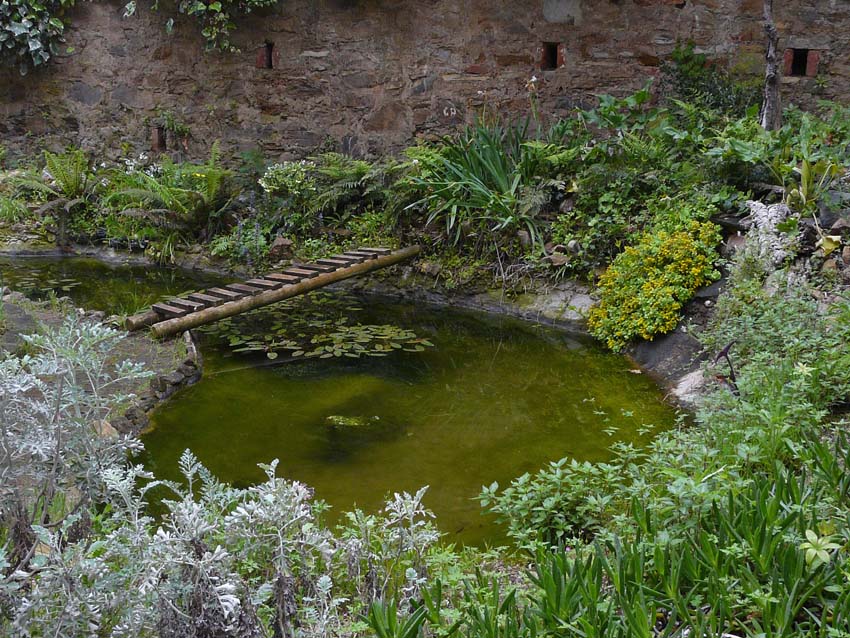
[1,0,847,162]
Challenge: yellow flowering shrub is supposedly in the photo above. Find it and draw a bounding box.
[588,221,721,351]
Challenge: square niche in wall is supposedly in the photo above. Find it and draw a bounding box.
[541,42,561,70]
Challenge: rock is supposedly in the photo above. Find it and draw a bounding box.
[268,236,294,262]
[566,239,581,254]
[177,362,196,377]
[822,258,838,273]
[842,245,850,265]
[631,329,706,382]
[517,230,531,248]
[830,218,850,234]
[670,369,706,407]
[694,278,726,299]
[712,213,751,233]
[163,371,185,386]
[150,376,168,393]
[720,233,747,257]
[418,261,442,277]
[95,420,119,439]
[547,253,570,267]
[109,416,133,434]
[744,201,794,267]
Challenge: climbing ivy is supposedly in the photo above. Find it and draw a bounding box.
[0,0,77,74]
[125,0,278,52]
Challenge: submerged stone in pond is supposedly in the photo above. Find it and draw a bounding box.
[325,414,381,428]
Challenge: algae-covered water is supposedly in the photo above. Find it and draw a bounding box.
[0,256,217,314]
[1,257,678,545]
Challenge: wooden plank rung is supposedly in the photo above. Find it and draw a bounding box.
[332,253,365,263]
[346,250,379,259]
[265,273,301,284]
[226,283,264,295]
[207,287,243,301]
[245,278,283,290]
[188,292,223,306]
[152,303,189,318]
[299,263,336,273]
[170,298,206,312]
[316,258,351,268]
[284,268,319,279]
[359,247,392,254]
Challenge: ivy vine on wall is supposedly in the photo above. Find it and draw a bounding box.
[0,0,78,74]
[1,0,282,74]
[124,0,279,52]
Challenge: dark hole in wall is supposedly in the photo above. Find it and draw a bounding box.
[790,48,809,76]
[541,42,559,70]
[263,41,275,69]
[151,125,167,152]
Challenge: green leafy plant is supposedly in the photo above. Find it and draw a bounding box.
[124,0,277,52]
[368,599,428,638]
[661,42,761,116]
[587,220,721,351]
[13,148,95,245]
[408,119,562,253]
[0,194,29,222]
[106,141,237,239]
[0,0,77,74]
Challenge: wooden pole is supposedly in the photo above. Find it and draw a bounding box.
[760,0,782,131]
[140,245,420,339]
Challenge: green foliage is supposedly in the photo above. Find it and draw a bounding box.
[259,159,318,234]
[662,42,761,116]
[0,0,76,74]
[408,119,564,253]
[124,0,277,52]
[0,195,29,222]
[198,290,435,360]
[481,249,850,635]
[587,220,721,352]
[105,141,237,238]
[13,148,95,245]
[209,220,268,267]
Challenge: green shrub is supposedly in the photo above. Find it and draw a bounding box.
[587,220,721,351]
[661,42,761,116]
[259,160,318,234]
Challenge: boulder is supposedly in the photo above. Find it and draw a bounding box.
[268,236,294,262]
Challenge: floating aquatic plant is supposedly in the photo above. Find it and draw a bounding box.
[200,291,434,360]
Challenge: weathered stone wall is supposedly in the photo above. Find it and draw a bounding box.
[0,0,847,161]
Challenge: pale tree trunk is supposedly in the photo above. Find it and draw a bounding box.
[760,0,782,130]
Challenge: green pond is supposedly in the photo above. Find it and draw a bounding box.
[1,257,679,545]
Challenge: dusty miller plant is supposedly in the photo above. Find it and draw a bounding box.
[0,317,148,570]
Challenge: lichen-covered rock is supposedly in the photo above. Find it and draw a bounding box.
[745,200,796,267]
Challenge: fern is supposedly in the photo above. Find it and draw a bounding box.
[44,149,90,198]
